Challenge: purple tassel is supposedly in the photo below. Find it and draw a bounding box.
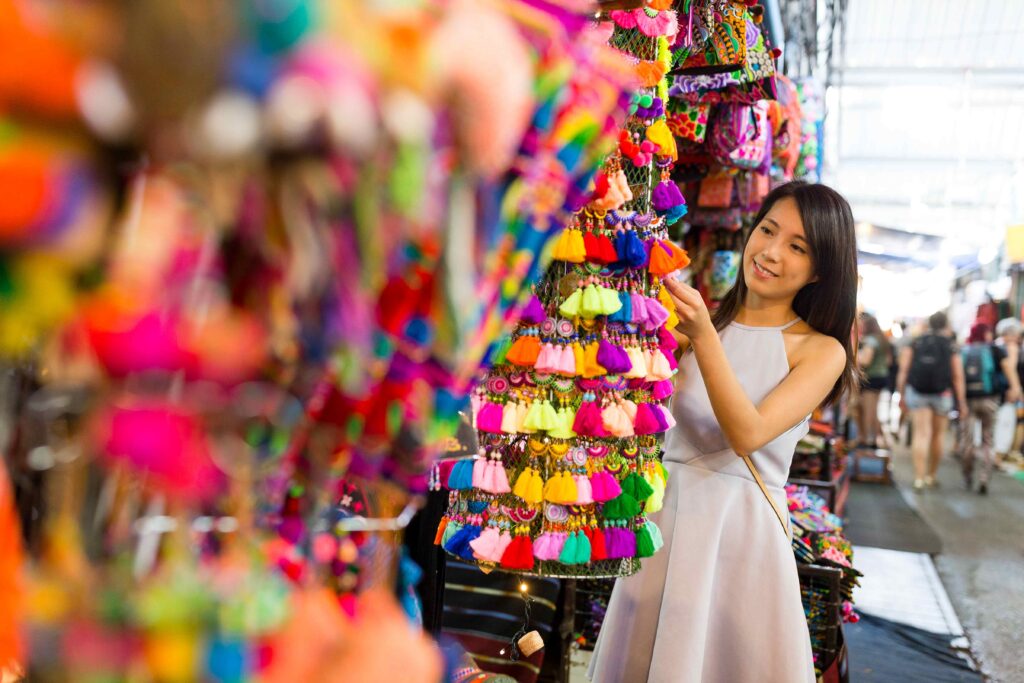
[597,340,632,374]
[652,403,671,431]
[630,293,648,325]
[521,295,547,325]
[652,180,686,212]
[644,298,670,329]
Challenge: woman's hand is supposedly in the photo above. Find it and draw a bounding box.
[663,278,715,343]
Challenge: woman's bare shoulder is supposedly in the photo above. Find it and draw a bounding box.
[784,324,845,369]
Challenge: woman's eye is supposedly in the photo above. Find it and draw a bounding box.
[792,244,806,254]
[760,225,772,235]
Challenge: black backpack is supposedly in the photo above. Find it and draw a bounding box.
[908,334,953,395]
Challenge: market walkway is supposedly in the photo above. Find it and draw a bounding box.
[888,442,1024,683]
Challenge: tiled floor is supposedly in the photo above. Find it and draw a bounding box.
[852,545,964,636]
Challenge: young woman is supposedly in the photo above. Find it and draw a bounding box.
[855,313,892,449]
[589,181,857,683]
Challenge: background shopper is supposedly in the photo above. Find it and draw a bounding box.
[896,311,967,490]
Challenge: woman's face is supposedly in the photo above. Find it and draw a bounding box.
[743,196,816,301]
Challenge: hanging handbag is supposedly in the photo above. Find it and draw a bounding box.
[676,0,748,75]
[709,101,769,171]
[670,16,777,105]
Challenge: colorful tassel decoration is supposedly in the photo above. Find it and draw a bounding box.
[558,531,579,564]
[655,403,676,430]
[596,339,632,374]
[506,335,541,366]
[597,286,623,315]
[554,344,577,376]
[588,527,608,561]
[538,400,560,431]
[619,398,639,423]
[587,232,618,264]
[558,471,578,503]
[580,284,603,318]
[634,402,662,434]
[621,472,656,501]
[657,325,677,352]
[521,295,547,324]
[543,474,561,502]
[574,530,592,564]
[522,400,544,432]
[447,459,474,490]
[444,523,482,561]
[434,517,449,545]
[603,493,641,520]
[548,406,577,439]
[469,527,501,561]
[582,342,607,378]
[583,231,602,262]
[608,290,632,323]
[647,348,674,381]
[533,532,560,561]
[601,402,634,437]
[559,289,583,318]
[552,228,587,263]
[500,535,535,570]
[491,460,511,493]
[658,286,679,330]
[571,342,586,375]
[644,297,671,330]
[635,524,656,558]
[513,401,532,433]
[476,402,505,433]
[590,470,622,502]
[645,520,664,554]
[526,468,544,504]
[472,458,487,488]
[441,520,463,547]
[534,342,559,374]
[645,470,666,513]
[572,400,602,436]
[500,402,518,433]
[630,292,648,325]
[648,239,690,276]
[651,379,674,401]
[575,474,594,504]
[491,336,513,365]
[625,346,647,379]
[614,231,648,269]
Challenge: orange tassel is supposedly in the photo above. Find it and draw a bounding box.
[434,517,450,545]
[506,335,541,366]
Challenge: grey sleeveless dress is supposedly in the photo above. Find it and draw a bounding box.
[589,319,816,682]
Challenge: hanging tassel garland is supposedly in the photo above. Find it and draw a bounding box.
[552,228,587,263]
[574,474,593,504]
[476,402,504,433]
[582,342,607,378]
[444,523,482,561]
[534,343,559,374]
[644,297,671,330]
[621,472,655,501]
[635,524,656,558]
[490,460,511,493]
[472,458,487,488]
[634,403,662,434]
[645,520,664,554]
[558,531,579,564]
[441,520,463,547]
[580,284,604,318]
[469,527,501,561]
[588,527,608,561]
[602,493,641,520]
[597,339,632,374]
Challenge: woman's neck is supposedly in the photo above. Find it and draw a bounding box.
[735,293,798,327]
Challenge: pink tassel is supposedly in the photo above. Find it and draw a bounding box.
[619,398,639,422]
[651,379,675,401]
[664,348,678,371]
[491,460,511,493]
[534,343,559,374]
[575,474,594,504]
[630,293,648,325]
[602,402,634,437]
[644,297,670,330]
[477,402,504,433]
[657,326,677,352]
[572,401,603,437]
[657,403,677,430]
[472,458,487,489]
[591,471,622,502]
[495,530,513,559]
[470,527,501,561]
[634,403,662,435]
[555,344,577,376]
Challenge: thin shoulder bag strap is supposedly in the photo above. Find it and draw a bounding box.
[740,454,790,539]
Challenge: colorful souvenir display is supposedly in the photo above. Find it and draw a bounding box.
[438,2,689,579]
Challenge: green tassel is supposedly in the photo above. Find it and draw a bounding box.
[441,520,463,547]
[492,336,513,366]
[558,530,579,564]
[646,520,664,554]
[635,525,656,558]
[574,530,592,564]
[602,493,640,520]
[621,472,655,501]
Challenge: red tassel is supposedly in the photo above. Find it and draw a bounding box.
[589,527,608,561]
[500,535,535,570]
[376,275,418,335]
[597,233,619,264]
[583,231,602,261]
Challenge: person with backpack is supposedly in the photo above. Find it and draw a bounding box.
[896,311,968,490]
[959,322,1019,494]
[855,312,892,449]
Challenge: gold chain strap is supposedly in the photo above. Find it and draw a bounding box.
[741,454,790,538]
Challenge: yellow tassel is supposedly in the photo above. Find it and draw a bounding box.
[582,341,607,378]
[559,472,578,504]
[571,342,586,377]
[559,289,583,318]
[552,228,587,263]
[580,284,603,318]
[597,286,623,315]
[526,469,544,504]
[513,467,533,501]
[543,473,561,502]
[659,286,679,330]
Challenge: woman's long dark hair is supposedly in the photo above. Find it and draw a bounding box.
[711,181,858,406]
